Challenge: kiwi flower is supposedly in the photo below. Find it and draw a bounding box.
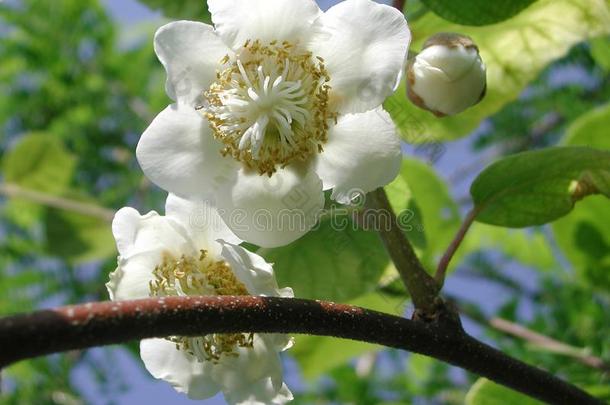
[106,194,294,404]
[136,0,410,247]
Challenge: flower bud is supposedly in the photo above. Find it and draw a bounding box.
[407,33,486,117]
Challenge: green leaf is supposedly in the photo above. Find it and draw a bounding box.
[465,378,543,405]
[386,0,610,142]
[291,292,405,379]
[590,36,610,72]
[470,147,610,227]
[554,121,610,289]
[1,133,76,227]
[44,193,115,263]
[385,158,460,267]
[563,103,610,149]
[263,216,388,302]
[136,0,211,21]
[459,224,557,271]
[421,0,537,26]
[3,132,76,194]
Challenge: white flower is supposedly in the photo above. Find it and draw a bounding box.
[106,194,294,404]
[136,0,411,248]
[407,32,486,117]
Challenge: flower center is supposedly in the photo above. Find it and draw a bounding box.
[204,40,336,176]
[149,250,253,363]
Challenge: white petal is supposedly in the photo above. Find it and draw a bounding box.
[111,207,191,260]
[216,166,324,248]
[208,0,321,50]
[140,338,220,400]
[108,208,194,301]
[224,379,293,405]
[111,207,148,258]
[165,194,241,252]
[308,0,410,114]
[219,242,290,297]
[209,335,287,401]
[107,253,159,301]
[315,107,402,204]
[136,104,238,198]
[154,21,230,106]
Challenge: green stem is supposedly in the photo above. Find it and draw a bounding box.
[364,188,440,314]
[435,207,479,286]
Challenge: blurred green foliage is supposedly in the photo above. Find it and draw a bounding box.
[0,0,609,403]
[0,0,166,401]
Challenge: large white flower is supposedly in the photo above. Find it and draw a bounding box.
[137,0,410,247]
[106,194,294,404]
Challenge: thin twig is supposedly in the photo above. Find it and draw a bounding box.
[490,318,610,373]
[0,183,115,222]
[435,208,479,286]
[0,297,602,404]
[452,295,610,373]
[364,188,440,314]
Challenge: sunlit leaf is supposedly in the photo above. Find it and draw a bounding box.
[263,216,388,302]
[470,147,610,227]
[458,224,557,271]
[45,193,115,264]
[465,378,543,405]
[421,0,537,26]
[1,133,76,227]
[553,112,610,289]
[589,36,610,72]
[291,292,405,379]
[563,103,610,149]
[387,0,610,142]
[3,133,76,194]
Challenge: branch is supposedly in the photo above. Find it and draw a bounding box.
[393,0,405,12]
[435,208,479,285]
[0,297,601,404]
[0,183,115,222]
[490,318,610,373]
[364,188,440,314]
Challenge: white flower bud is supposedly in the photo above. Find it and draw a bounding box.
[407,33,487,117]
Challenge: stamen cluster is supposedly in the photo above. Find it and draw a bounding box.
[204,40,336,176]
[149,250,253,362]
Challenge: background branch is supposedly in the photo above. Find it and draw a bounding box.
[452,295,610,373]
[0,183,115,221]
[489,318,610,373]
[0,296,601,404]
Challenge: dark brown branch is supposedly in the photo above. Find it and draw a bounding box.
[364,189,440,314]
[0,296,601,404]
